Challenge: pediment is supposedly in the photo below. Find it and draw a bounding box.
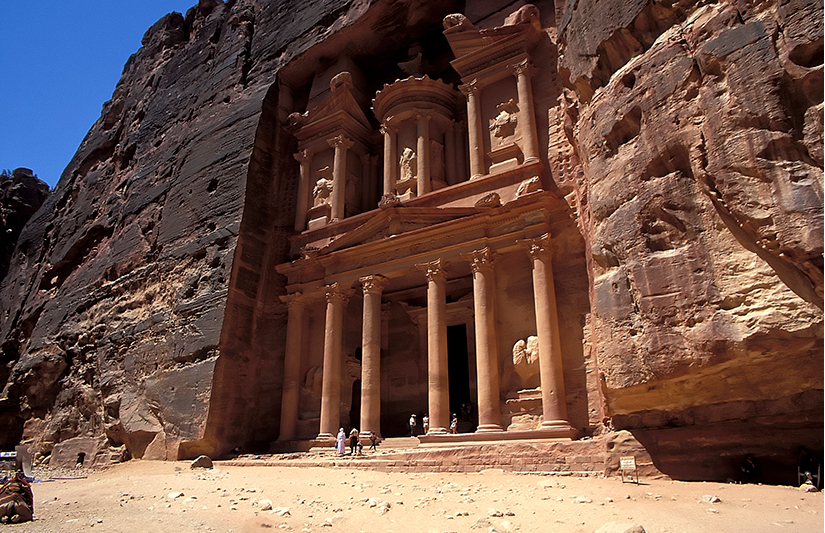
[317,206,480,254]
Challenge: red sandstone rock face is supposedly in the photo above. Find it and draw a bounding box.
[558,0,822,479]
[0,169,49,287]
[0,0,820,483]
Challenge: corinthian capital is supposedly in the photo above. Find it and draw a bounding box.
[360,275,388,295]
[461,247,495,273]
[328,134,354,150]
[325,282,354,303]
[519,233,553,260]
[415,258,446,282]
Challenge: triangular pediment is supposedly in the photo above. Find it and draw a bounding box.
[317,206,480,254]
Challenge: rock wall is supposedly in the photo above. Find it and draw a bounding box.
[0,168,49,286]
[0,0,821,484]
[557,0,823,483]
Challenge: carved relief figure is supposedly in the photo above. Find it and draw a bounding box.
[489,99,519,139]
[512,336,540,389]
[399,147,417,180]
[312,166,333,207]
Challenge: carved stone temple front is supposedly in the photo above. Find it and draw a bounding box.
[276,5,583,443]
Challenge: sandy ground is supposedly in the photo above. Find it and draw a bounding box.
[3,460,822,533]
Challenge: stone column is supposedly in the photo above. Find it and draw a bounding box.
[444,120,458,186]
[328,135,354,221]
[416,259,449,434]
[510,60,540,163]
[278,292,305,440]
[461,248,503,432]
[522,234,572,429]
[359,275,387,438]
[293,150,312,231]
[416,113,431,195]
[318,282,352,440]
[381,124,397,196]
[460,82,485,179]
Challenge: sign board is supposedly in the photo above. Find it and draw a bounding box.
[620,455,639,484]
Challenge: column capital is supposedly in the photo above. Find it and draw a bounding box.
[280,291,306,308]
[328,134,354,150]
[519,233,553,260]
[325,282,354,303]
[459,80,480,96]
[461,247,496,273]
[379,124,394,136]
[508,58,534,77]
[360,274,388,295]
[293,149,312,163]
[415,258,446,282]
[415,111,432,122]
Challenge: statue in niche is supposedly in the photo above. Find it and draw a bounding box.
[304,366,323,396]
[312,166,333,207]
[490,99,519,139]
[398,43,433,78]
[399,147,417,180]
[512,336,540,389]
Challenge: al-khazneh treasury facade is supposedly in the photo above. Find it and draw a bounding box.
[274,5,594,443]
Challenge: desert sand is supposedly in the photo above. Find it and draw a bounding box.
[4,459,822,533]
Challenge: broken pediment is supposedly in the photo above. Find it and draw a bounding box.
[313,206,480,255]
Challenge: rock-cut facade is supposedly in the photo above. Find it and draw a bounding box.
[0,0,821,485]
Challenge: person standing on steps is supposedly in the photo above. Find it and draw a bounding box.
[349,428,362,455]
[336,428,346,455]
[422,413,429,435]
[450,413,458,434]
[369,431,378,451]
[409,413,417,437]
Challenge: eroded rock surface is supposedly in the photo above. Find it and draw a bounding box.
[0,0,820,484]
[0,168,49,283]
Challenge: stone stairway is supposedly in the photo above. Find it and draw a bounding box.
[226,431,663,479]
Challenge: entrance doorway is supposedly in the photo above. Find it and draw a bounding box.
[349,379,361,431]
[447,324,475,432]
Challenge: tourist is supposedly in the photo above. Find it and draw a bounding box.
[349,428,362,455]
[798,447,819,487]
[409,413,417,436]
[740,455,760,484]
[450,413,458,434]
[336,428,346,455]
[369,431,378,451]
[422,414,429,434]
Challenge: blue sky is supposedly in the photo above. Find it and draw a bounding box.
[1,1,196,188]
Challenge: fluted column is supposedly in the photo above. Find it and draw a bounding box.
[416,113,431,195]
[318,282,353,440]
[522,234,572,429]
[510,60,540,163]
[328,135,354,221]
[359,275,387,438]
[381,124,397,196]
[460,81,485,179]
[293,150,312,231]
[416,259,449,434]
[278,292,305,440]
[461,248,503,432]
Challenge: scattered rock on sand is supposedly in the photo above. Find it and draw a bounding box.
[191,455,214,469]
[594,523,646,533]
[700,495,721,503]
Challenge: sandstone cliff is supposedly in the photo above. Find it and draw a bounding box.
[0,0,820,484]
[0,168,50,284]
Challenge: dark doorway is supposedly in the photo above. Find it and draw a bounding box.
[349,379,361,431]
[447,324,475,432]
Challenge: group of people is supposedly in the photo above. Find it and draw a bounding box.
[335,428,378,455]
[408,413,459,436]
